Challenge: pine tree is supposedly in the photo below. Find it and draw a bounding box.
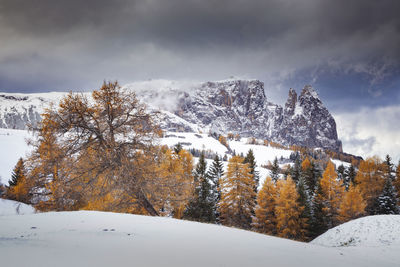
[252,177,277,235]
[301,157,320,193]
[207,155,224,222]
[219,156,256,229]
[394,161,400,205]
[291,157,302,183]
[355,157,385,215]
[345,164,357,187]
[275,176,307,240]
[244,149,259,192]
[315,161,344,228]
[375,177,399,215]
[337,164,346,188]
[270,157,280,183]
[296,176,312,240]
[338,185,366,223]
[174,143,183,154]
[384,155,395,181]
[184,152,216,223]
[310,183,328,239]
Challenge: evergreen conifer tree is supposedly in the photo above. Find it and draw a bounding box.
[244,149,259,193]
[337,164,346,188]
[174,143,183,154]
[375,177,399,215]
[270,157,280,183]
[207,155,224,222]
[384,155,394,181]
[184,152,216,223]
[291,157,302,183]
[301,158,320,193]
[345,164,357,187]
[310,183,328,239]
[394,161,400,204]
[296,176,312,240]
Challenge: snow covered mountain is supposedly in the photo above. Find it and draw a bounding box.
[0,79,342,151]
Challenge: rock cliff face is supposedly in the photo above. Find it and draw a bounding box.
[0,80,342,151]
[128,79,342,151]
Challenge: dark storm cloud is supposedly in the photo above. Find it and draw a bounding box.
[0,0,399,95]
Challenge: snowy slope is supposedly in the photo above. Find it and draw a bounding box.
[0,211,397,267]
[312,215,400,247]
[0,199,36,216]
[159,131,294,186]
[0,128,34,185]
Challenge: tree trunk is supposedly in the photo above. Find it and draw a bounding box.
[137,190,159,216]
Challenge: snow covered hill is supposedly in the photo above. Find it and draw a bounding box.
[312,215,400,247]
[0,211,398,267]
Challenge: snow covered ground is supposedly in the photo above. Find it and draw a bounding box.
[1,211,398,267]
[311,215,400,266]
[312,215,400,247]
[160,131,295,185]
[0,199,36,216]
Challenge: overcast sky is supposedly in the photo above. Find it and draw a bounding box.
[0,0,399,161]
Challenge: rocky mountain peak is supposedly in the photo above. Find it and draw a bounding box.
[300,85,320,100]
[284,88,297,116]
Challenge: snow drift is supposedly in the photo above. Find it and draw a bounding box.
[311,215,400,247]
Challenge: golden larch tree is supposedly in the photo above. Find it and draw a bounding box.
[338,184,366,223]
[154,148,194,218]
[29,81,167,215]
[355,157,385,213]
[275,176,307,240]
[252,176,277,235]
[315,161,344,228]
[219,156,255,229]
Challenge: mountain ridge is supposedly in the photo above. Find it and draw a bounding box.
[0,79,342,151]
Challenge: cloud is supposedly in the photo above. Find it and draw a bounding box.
[333,105,400,162]
[0,0,399,93]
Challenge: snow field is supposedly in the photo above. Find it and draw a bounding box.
[0,211,395,267]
